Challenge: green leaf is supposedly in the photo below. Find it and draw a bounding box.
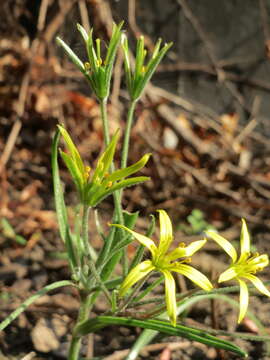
[59,150,84,196]
[134,42,173,100]
[104,22,124,95]
[51,130,77,269]
[56,37,85,73]
[0,280,75,331]
[92,130,120,184]
[106,153,151,183]
[105,21,124,67]
[121,35,132,94]
[77,23,89,42]
[86,29,99,73]
[74,316,247,357]
[90,176,150,207]
[57,125,85,177]
[135,36,145,80]
[108,176,150,193]
[1,218,27,245]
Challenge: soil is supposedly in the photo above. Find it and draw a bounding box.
[1,1,270,359]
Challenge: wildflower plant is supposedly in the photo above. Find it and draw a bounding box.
[1,20,270,360]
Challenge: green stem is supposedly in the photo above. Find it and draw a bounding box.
[121,99,137,169]
[82,206,111,302]
[99,97,124,237]
[68,292,93,360]
[100,98,110,146]
[82,205,91,260]
[118,100,137,276]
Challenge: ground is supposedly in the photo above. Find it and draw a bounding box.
[1,1,270,359]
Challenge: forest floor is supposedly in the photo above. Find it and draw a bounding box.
[1,1,270,359]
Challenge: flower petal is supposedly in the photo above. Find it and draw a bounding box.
[161,269,177,326]
[170,264,213,291]
[166,240,207,262]
[248,254,269,270]
[218,266,238,283]
[239,219,250,262]
[206,230,237,263]
[238,278,249,323]
[157,210,173,257]
[243,274,270,297]
[119,260,154,297]
[110,224,157,257]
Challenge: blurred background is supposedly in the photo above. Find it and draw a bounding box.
[1,0,270,359]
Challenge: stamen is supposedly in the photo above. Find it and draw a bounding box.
[84,166,91,179]
[84,62,91,71]
[106,181,113,188]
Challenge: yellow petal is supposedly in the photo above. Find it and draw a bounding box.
[161,269,177,326]
[157,210,173,257]
[110,224,157,257]
[119,260,154,297]
[206,230,237,263]
[243,274,270,297]
[170,264,213,291]
[239,219,250,262]
[248,254,269,270]
[238,278,249,323]
[218,266,238,283]
[166,240,206,262]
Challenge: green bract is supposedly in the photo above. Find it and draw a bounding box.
[56,22,123,100]
[111,210,212,326]
[122,34,173,101]
[58,125,151,207]
[206,219,270,323]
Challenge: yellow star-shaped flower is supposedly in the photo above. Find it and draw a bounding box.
[112,210,212,325]
[206,219,270,323]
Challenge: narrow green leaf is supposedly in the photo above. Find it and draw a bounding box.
[121,35,132,94]
[105,153,151,183]
[108,176,150,192]
[77,23,89,42]
[135,42,172,99]
[57,125,85,177]
[105,21,124,67]
[92,130,120,183]
[56,37,85,73]
[51,130,77,269]
[86,29,98,72]
[60,150,84,196]
[1,218,27,245]
[0,280,75,331]
[74,316,247,357]
[135,36,145,80]
[91,176,150,207]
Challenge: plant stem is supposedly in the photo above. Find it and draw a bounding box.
[121,99,137,169]
[99,97,124,228]
[68,292,93,360]
[100,98,110,146]
[118,99,137,276]
[81,205,92,259]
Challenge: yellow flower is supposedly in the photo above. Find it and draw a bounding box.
[206,219,270,323]
[111,210,212,325]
